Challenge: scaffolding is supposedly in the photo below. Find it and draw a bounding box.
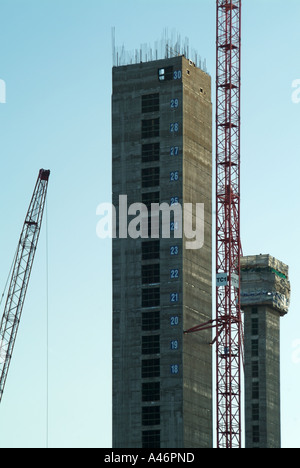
[240,254,291,315]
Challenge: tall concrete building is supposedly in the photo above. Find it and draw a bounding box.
[241,254,290,449]
[112,55,213,448]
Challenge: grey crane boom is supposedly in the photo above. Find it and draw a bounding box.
[0,169,50,403]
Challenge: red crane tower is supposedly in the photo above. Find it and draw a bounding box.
[185,0,242,448]
[216,0,242,448]
[0,169,50,404]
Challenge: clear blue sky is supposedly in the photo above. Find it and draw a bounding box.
[0,0,299,448]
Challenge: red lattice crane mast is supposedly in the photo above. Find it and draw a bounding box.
[0,169,50,404]
[216,0,242,448]
[185,0,242,448]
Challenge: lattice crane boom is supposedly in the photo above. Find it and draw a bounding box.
[0,169,50,404]
[216,0,242,448]
[183,0,243,448]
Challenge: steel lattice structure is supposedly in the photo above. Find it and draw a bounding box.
[0,169,50,404]
[215,0,242,448]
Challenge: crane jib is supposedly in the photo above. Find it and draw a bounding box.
[0,169,50,404]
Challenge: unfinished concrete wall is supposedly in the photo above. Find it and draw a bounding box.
[241,254,290,448]
[182,57,212,448]
[112,56,212,448]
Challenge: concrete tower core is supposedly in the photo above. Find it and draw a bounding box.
[241,254,290,448]
[112,56,213,448]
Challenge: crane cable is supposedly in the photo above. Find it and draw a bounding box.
[46,197,49,449]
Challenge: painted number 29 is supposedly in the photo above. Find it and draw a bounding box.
[170,99,179,108]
